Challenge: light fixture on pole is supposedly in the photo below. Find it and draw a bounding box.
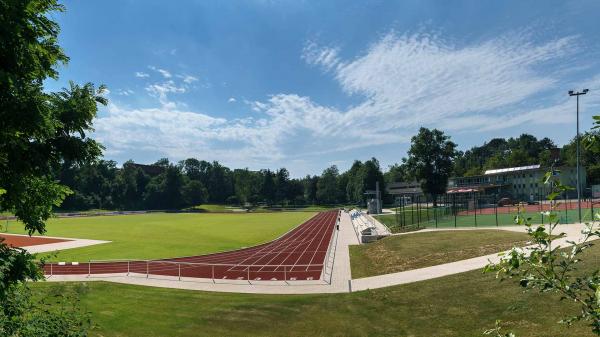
[568,89,589,223]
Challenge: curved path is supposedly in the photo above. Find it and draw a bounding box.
[44,210,340,282]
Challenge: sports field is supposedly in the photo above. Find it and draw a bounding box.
[4,212,314,262]
[44,210,338,281]
[376,206,590,232]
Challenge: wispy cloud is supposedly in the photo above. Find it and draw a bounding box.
[117,89,135,96]
[228,97,237,103]
[178,74,199,84]
[97,30,599,173]
[149,66,172,78]
[135,71,149,78]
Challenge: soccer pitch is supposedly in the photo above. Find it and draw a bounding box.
[4,212,314,262]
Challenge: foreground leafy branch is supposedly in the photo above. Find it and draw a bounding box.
[484,171,600,335]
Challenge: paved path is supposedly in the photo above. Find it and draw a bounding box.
[3,233,110,254]
[45,214,595,294]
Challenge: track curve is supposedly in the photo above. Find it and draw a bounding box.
[44,210,340,281]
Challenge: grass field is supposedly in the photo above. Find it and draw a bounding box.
[349,230,530,278]
[4,212,314,262]
[32,241,600,337]
[190,204,246,212]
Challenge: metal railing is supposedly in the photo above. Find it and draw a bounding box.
[79,260,327,283]
[321,212,340,284]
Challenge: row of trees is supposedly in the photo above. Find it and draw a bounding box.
[57,129,600,211]
[56,157,386,210]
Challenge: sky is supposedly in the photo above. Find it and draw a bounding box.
[47,0,600,177]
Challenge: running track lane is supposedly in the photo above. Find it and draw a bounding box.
[43,210,340,281]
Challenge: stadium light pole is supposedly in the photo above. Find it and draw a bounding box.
[568,89,589,223]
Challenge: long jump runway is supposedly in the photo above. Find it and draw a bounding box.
[44,210,340,282]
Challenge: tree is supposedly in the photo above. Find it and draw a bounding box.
[0,0,103,334]
[361,158,385,201]
[260,169,276,205]
[143,163,186,209]
[233,168,260,207]
[207,161,234,203]
[303,175,318,204]
[407,128,457,203]
[316,166,340,204]
[182,180,209,206]
[345,160,364,203]
[385,160,410,184]
[275,168,290,205]
[112,161,148,210]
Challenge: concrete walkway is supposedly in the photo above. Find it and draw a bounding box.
[45,214,594,294]
[4,233,111,254]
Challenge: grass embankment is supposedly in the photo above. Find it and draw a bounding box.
[349,230,530,278]
[5,212,313,261]
[34,242,600,336]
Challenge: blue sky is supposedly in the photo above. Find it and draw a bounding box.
[48,0,600,177]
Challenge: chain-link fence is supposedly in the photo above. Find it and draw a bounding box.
[377,192,598,233]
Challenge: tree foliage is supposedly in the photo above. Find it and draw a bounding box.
[1,1,105,335]
[453,134,556,177]
[407,128,457,200]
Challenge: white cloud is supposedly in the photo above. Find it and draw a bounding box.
[177,74,199,84]
[135,72,149,78]
[117,89,135,96]
[302,40,341,71]
[96,30,600,174]
[228,97,237,103]
[149,66,172,78]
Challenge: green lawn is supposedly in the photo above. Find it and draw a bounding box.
[190,204,247,212]
[5,212,313,262]
[349,230,530,278]
[32,242,600,337]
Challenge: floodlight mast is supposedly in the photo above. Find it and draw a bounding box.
[568,89,589,223]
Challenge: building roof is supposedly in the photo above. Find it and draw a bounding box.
[484,164,541,175]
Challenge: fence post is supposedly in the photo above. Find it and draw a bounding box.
[88,261,91,277]
[474,193,478,227]
[247,266,250,283]
[50,263,53,277]
[454,194,457,228]
[417,195,421,225]
[284,266,287,281]
[178,263,181,281]
[146,261,149,278]
[564,192,568,223]
[212,265,215,283]
[402,197,406,228]
[495,194,498,227]
[434,201,438,228]
[411,200,414,226]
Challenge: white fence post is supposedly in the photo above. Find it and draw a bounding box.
[88,261,91,277]
[146,261,149,278]
[127,261,130,276]
[212,265,215,283]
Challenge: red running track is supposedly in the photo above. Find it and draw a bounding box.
[44,210,340,282]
